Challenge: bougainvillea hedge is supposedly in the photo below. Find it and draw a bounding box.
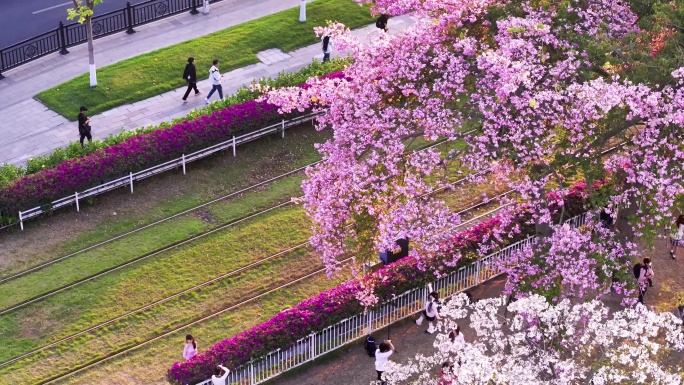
[167,180,597,385]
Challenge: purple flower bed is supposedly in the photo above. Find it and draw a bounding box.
[167,180,599,385]
[0,96,314,217]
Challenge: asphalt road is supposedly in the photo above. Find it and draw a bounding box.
[0,0,131,49]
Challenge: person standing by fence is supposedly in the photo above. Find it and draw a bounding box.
[182,57,200,101]
[322,35,333,62]
[77,106,92,148]
[205,59,223,104]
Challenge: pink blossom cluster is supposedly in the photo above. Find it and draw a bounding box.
[264,0,684,302]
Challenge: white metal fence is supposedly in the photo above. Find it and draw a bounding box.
[194,212,588,385]
[15,112,321,230]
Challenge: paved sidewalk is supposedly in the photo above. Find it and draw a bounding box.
[0,0,414,166]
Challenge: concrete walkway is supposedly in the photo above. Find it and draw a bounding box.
[0,0,414,166]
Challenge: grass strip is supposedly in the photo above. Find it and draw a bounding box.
[36,0,373,119]
[0,174,304,311]
[0,124,326,278]
[0,245,327,384]
[0,203,312,361]
[27,272,345,385]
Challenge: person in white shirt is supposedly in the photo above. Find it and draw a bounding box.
[448,326,465,345]
[637,257,654,304]
[375,340,395,385]
[211,364,230,385]
[205,59,224,104]
[322,35,333,62]
[183,334,197,361]
[415,291,440,334]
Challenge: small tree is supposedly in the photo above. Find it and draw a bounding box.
[384,294,684,385]
[67,0,103,87]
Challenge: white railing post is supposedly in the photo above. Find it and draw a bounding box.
[367,310,373,334]
[232,136,236,157]
[475,260,481,285]
[18,211,23,231]
[250,361,255,385]
[129,172,134,193]
[281,119,285,139]
[75,192,80,212]
[182,154,186,175]
[310,333,316,360]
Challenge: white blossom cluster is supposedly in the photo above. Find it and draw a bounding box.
[384,294,684,384]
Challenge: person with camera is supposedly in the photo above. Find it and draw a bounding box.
[374,339,395,385]
[77,106,92,148]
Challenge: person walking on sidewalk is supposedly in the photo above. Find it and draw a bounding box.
[415,291,440,334]
[669,214,684,259]
[322,35,333,63]
[636,257,654,304]
[374,340,395,385]
[205,59,223,104]
[182,57,200,101]
[77,106,92,148]
[376,14,389,32]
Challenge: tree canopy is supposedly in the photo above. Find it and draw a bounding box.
[265,0,684,303]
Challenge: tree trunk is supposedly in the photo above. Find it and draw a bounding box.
[86,15,97,87]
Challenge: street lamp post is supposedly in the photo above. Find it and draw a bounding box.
[299,0,306,22]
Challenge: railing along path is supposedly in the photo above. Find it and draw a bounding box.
[12,112,320,230]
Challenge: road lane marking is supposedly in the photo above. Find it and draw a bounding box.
[32,1,74,15]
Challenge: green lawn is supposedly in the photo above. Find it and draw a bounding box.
[0,204,312,363]
[0,175,304,311]
[39,272,345,385]
[36,0,373,119]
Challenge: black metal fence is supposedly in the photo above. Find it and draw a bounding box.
[0,0,217,78]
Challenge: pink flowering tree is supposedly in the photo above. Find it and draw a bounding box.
[264,0,684,301]
[383,294,684,384]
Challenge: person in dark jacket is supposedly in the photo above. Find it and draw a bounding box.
[182,57,200,101]
[376,14,389,32]
[77,106,92,148]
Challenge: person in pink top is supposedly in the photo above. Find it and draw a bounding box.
[183,334,197,361]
